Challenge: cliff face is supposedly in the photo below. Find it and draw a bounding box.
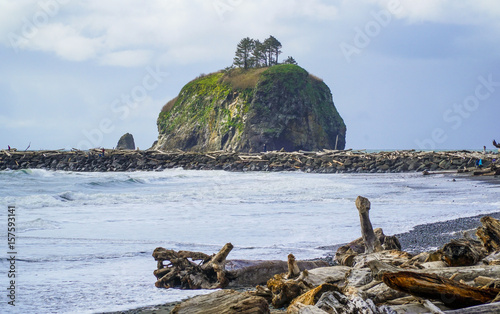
[154,64,346,152]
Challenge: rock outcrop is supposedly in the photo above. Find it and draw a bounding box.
[153,65,346,152]
[116,133,135,150]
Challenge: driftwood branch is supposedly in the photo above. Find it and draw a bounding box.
[382,271,500,309]
[153,243,233,289]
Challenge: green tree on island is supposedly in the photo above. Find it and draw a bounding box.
[263,35,282,65]
[233,37,255,69]
[251,39,267,67]
[232,36,290,69]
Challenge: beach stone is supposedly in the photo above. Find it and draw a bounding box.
[171,289,269,314]
[116,133,135,150]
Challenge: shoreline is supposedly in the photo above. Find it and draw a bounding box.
[102,209,500,314]
[1,149,498,174]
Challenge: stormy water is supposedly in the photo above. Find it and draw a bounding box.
[0,169,499,313]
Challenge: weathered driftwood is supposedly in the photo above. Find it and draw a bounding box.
[444,302,500,313]
[420,298,446,314]
[482,251,500,265]
[441,238,487,267]
[356,196,382,254]
[153,244,233,289]
[299,266,352,287]
[267,272,310,308]
[292,290,396,314]
[336,228,402,266]
[225,259,328,287]
[366,282,409,304]
[476,216,500,252]
[473,165,500,176]
[265,253,318,308]
[353,250,413,269]
[286,253,300,279]
[289,283,340,308]
[153,245,328,289]
[370,259,500,283]
[288,290,397,314]
[402,250,442,267]
[382,271,500,309]
[171,289,269,314]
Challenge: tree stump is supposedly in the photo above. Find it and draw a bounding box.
[356,196,382,254]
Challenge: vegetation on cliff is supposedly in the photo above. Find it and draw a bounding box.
[155,62,346,152]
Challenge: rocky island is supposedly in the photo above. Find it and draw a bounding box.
[152,64,346,152]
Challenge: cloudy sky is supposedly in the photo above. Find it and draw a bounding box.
[1,0,499,151]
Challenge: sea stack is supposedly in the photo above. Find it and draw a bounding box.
[116,133,135,150]
[153,64,346,152]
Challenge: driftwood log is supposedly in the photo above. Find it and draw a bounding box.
[153,245,328,290]
[444,302,500,313]
[336,228,402,266]
[477,216,500,252]
[356,196,382,254]
[171,289,270,314]
[382,271,500,309]
[336,196,401,267]
[441,238,487,267]
[153,243,233,289]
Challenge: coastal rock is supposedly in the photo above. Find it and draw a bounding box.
[153,65,346,152]
[171,289,269,314]
[116,133,135,150]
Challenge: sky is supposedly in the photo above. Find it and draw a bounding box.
[1,0,499,151]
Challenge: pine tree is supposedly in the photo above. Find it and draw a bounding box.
[263,36,282,65]
[233,37,255,69]
[251,40,267,67]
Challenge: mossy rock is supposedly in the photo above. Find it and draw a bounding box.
[154,64,346,152]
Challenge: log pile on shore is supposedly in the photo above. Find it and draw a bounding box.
[153,196,500,313]
[0,149,498,174]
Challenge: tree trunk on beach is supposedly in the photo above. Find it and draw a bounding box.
[382,271,500,309]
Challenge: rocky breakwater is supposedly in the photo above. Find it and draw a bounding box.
[0,149,498,174]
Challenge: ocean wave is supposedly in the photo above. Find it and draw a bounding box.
[18,218,61,232]
[10,251,149,263]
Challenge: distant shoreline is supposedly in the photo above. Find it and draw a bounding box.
[0,149,498,174]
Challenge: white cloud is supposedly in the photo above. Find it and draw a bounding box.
[0,0,342,66]
[27,23,103,61]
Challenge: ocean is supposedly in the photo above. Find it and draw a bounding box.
[0,169,499,313]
